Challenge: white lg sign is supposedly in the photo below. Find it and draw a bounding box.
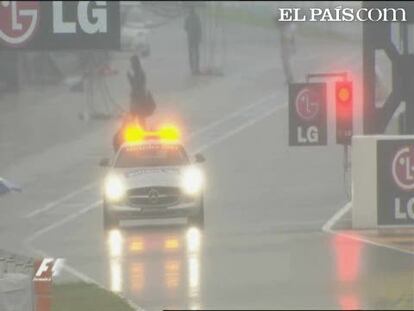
[0,1,119,50]
[53,1,107,34]
[392,146,414,220]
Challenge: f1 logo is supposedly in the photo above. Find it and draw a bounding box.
[392,146,414,191]
[34,258,64,282]
[0,1,40,47]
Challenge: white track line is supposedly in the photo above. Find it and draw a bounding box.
[322,202,351,233]
[25,200,101,244]
[197,103,284,153]
[189,92,279,140]
[322,202,414,256]
[63,262,145,311]
[25,182,97,218]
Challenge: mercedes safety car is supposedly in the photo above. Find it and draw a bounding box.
[100,124,205,230]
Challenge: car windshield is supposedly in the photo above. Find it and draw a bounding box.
[114,144,189,168]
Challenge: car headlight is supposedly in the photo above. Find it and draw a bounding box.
[104,174,126,202]
[181,166,204,196]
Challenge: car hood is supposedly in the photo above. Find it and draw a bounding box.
[113,166,184,189]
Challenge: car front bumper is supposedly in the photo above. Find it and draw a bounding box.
[105,201,201,220]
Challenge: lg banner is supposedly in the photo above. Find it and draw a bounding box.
[378,139,414,225]
[289,83,327,146]
[0,1,120,50]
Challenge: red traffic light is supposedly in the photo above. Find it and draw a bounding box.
[336,81,353,105]
[335,81,353,145]
[336,81,353,119]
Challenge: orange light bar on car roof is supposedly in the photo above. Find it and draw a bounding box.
[158,124,181,142]
[122,123,181,144]
[123,124,145,143]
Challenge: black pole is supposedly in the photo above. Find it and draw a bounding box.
[362,21,376,134]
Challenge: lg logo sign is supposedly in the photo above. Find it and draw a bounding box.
[392,146,414,221]
[295,87,320,143]
[295,88,320,121]
[0,1,39,47]
[392,146,414,191]
[289,83,327,146]
[0,1,120,50]
[53,1,107,34]
[378,141,414,225]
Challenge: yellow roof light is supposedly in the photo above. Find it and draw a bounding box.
[158,124,181,142]
[123,124,145,143]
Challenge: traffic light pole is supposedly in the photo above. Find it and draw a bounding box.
[306,71,352,199]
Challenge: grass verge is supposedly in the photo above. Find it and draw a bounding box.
[52,282,135,311]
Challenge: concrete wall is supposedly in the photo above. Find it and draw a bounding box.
[352,135,378,228]
[352,135,414,228]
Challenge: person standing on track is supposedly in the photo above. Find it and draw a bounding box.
[276,15,297,84]
[184,6,202,75]
[112,55,156,152]
[127,54,156,128]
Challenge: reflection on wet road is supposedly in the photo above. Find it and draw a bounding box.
[107,225,202,310]
[333,234,363,310]
[331,232,414,310]
[101,223,414,310]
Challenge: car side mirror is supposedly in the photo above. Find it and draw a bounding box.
[99,158,110,167]
[194,153,206,163]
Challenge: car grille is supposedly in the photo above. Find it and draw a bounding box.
[127,187,181,207]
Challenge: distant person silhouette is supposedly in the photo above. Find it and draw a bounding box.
[276,15,297,84]
[184,6,202,75]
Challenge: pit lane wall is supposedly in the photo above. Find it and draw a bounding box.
[352,135,414,229]
[0,250,36,311]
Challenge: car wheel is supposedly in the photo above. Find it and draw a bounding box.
[189,198,204,228]
[103,205,119,230]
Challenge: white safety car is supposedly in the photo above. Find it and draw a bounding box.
[100,124,205,230]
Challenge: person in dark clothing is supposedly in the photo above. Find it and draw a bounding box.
[184,6,202,75]
[112,55,156,152]
[127,54,156,128]
[276,14,297,84]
